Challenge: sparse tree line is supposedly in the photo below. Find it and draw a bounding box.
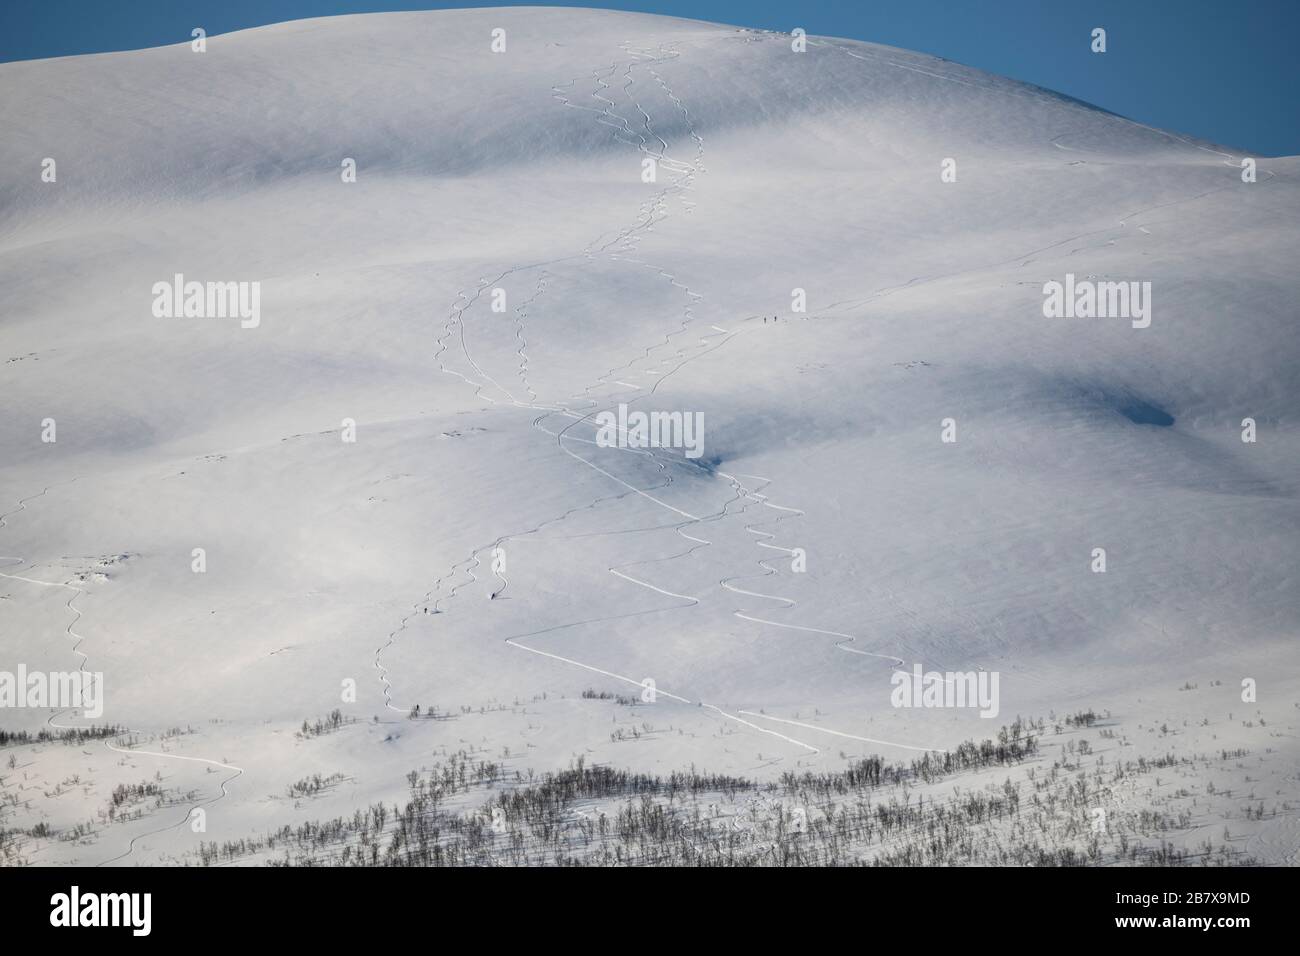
[583,688,639,706]
[1065,710,1100,728]
[110,780,161,808]
[0,724,124,748]
[296,709,353,738]
[176,713,1264,867]
[5,710,1266,867]
[287,772,348,799]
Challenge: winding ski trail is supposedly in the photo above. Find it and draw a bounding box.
[1,485,244,865]
[380,38,948,759]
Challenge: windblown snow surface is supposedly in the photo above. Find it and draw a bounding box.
[1,8,1298,866]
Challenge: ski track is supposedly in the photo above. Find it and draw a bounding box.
[0,485,244,866]
[46,708,246,868]
[382,38,950,760]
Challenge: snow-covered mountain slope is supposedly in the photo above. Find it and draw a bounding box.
[1,8,1297,865]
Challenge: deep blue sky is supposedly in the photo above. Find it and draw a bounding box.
[3,1,1297,156]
